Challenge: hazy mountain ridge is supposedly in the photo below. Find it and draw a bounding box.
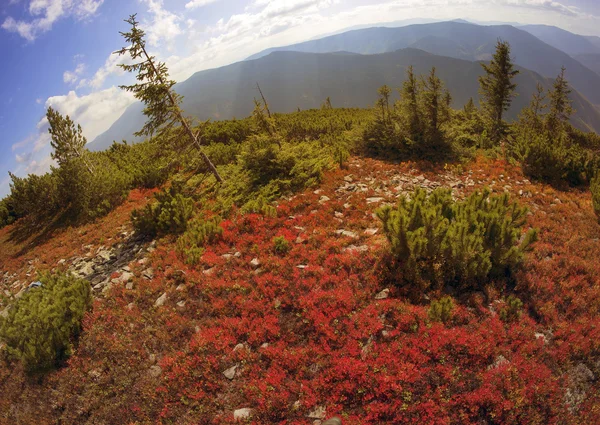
[245,21,600,106]
[90,46,600,151]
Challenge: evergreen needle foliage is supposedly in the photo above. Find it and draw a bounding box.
[479,40,519,145]
[132,182,195,236]
[428,296,454,324]
[0,272,91,373]
[591,173,600,220]
[115,14,223,182]
[176,217,223,266]
[377,187,538,292]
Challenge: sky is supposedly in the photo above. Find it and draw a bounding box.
[1,0,600,198]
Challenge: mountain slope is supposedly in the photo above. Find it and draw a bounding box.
[89,48,600,151]
[519,24,600,56]
[573,53,600,77]
[245,21,600,106]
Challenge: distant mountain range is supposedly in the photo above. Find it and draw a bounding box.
[89,46,600,151]
[246,21,600,106]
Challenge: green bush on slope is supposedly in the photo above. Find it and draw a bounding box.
[0,272,91,373]
[377,187,538,292]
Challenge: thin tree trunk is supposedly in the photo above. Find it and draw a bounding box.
[256,83,272,118]
[141,45,223,183]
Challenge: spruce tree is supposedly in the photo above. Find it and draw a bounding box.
[376,85,392,123]
[115,14,223,183]
[401,66,420,137]
[479,40,519,144]
[546,67,573,136]
[47,107,95,175]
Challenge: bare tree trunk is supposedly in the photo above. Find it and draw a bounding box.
[256,83,272,118]
[141,45,223,183]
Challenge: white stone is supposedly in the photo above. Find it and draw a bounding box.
[154,292,168,307]
[233,408,253,420]
[223,365,238,380]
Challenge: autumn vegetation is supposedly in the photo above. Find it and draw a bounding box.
[0,20,599,425]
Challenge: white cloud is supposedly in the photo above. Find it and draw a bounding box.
[45,87,136,142]
[2,0,105,41]
[78,53,130,89]
[185,0,218,10]
[139,0,183,48]
[496,0,581,17]
[63,62,86,84]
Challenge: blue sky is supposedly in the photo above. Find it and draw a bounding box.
[1,0,600,197]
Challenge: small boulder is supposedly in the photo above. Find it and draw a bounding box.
[250,258,260,268]
[148,365,162,378]
[308,406,326,420]
[154,292,168,307]
[223,365,238,380]
[233,408,253,420]
[375,288,389,300]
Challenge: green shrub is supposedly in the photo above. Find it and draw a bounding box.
[508,130,595,186]
[132,182,194,236]
[377,187,538,292]
[428,296,454,324]
[0,272,91,373]
[272,236,291,255]
[591,173,600,220]
[176,217,223,265]
[499,295,523,322]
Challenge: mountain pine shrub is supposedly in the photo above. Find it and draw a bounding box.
[132,182,194,236]
[272,236,291,255]
[0,272,91,373]
[591,173,600,220]
[377,187,538,292]
[498,295,523,323]
[428,296,454,324]
[176,217,223,266]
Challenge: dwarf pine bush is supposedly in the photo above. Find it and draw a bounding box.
[176,217,223,265]
[132,183,194,236]
[591,173,600,220]
[499,295,523,322]
[377,187,538,291]
[428,296,454,324]
[0,272,91,373]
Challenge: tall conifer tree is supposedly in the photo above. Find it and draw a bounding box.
[115,14,222,182]
[479,40,519,143]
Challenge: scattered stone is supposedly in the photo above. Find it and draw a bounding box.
[154,292,168,307]
[366,197,384,204]
[119,271,134,283]
[142,268,154,280]
[149,354,157,364]
[375,288,390,300]
[364,228,378,236]
[223,365,238,380]
[233,408,253,420]
[319,195,331,204]
[176,284,186,291]
[233,343,246,352]
[565,363,596,412]
[343,245,368,253]
[57,259,66,265]
[335,229,358,239]
[148,365,162,378]
[203,267,216,276]
[488,355,509,370]
[296,264,308,269]
[125,281,134,290]
[322,418,342,425]
[535,332,549,344]
[343,175,353,182]
[334,211,344,218]
[308,406,327,420]
[250,258,260,268]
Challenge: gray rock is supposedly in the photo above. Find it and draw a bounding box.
[148,365,162,378]
[308,406,326,419]
[233,408,253,420]
[142,268,154,280]
[375,288,389,300]
[335,229,358,239]
[319,195,331,204]
[488,355,509,370]
[154,292,168,307]
[366,197,384,204]
[223,364,238,380]
[126,281,134,290]
[119,272,134,283]
[322,418,342,425]
[343,245,368,253]
[78,262,95,277]
[250,258,260,268]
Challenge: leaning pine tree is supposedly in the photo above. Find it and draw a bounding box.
[479,40,519,145]
[115,14,223,182]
